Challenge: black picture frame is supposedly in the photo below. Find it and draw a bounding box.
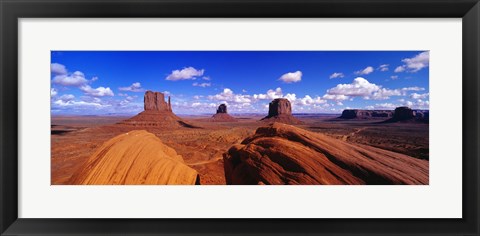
[1,0,479,235]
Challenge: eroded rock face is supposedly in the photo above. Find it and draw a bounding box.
[223,122,428,185]
[120,91,197,128]
[267,98,292,117]
[339,109,394,119]
[393,106,414,121]
[144,90,171,112]
[211,104,236,122]
[70,130,200,185]
[261,99,302,124]
[216,104,227,114]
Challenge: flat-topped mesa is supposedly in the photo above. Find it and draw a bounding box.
[144,90,171,112]
[211,104,236,122]
[261,98,303,125]
[393,106,413,121]
[387,106,429,123]
[339,109,394,119]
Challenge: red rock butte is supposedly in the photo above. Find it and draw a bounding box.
[70,130,200,185]
[223,122,428,185]
[211,104,237,122]
[260,98,303,124]
[119,91,195,128]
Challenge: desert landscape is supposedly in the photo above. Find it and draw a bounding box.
[51,91,429,185]
[51,51,429,185]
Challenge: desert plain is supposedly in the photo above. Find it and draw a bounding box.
[51,93,428,185]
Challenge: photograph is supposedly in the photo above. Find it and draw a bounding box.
[50,51,429,185]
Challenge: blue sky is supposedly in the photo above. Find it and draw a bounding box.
[51,51,429,115]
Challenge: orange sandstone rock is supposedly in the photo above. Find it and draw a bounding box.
[70,130,199,185]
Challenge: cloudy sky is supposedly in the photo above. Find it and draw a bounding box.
[51,51,429,115]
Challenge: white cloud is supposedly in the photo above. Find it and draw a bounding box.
[395,51,430,73]
[51,63,67,75]
[119,82,144,92]
[50,88,58,97]
[53,100,106,108]
[191,102,217,108]
[52,71,89,86]
[401,87,425,91]
[394,66,405,73]
[202,76,211,81]
[284,93,297,102]
[80,85,114,97]
[91,76,99,82]
[410,92,429,99]
[208,88,251,103]
[326,77,380,97]
[295,95,326,106]
[278,71,302,83]
[378,64,389,72]
[58,94,75,102]
[371,103,397,110]
[324,77,422,101]
[355,66,374,75]
[329,72,345,79]
[368,88,402,100]
[390,75,399,80]
[402,51,429,72]
[166,67,204,81]
[322,94,350,101]
[192,82,211,87]
[400,99,430,109]
[253,87,283,100]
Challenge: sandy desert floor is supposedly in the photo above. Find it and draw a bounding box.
[51,114,429,185]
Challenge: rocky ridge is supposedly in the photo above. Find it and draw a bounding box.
[223,122,428,185]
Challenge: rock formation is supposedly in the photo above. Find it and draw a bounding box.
[217,104,227,114]
[211,104,236,122]
[144,90,171,112]
[393,106,414,121]
[119,91,196,128]
[260,98,303,124]
[223,122,428,185]
[339,109,394,119]
[385,107,429,123]
[70,130,200,185]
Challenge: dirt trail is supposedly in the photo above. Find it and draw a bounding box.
[188,157,223,166]
[341,127,367,141]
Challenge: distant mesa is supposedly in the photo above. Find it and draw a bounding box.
[70,130,200,185]
[260,98,303,124]
[339,107,429,123]
[211,104,237,122]
[223,122,428,185]
[119,91,197,128]
[339,109,393,119]
[386,106,429,123]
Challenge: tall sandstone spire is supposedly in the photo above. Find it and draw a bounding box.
[168,96,172,111]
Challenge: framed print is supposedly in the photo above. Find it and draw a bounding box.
[1,0,479,235]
